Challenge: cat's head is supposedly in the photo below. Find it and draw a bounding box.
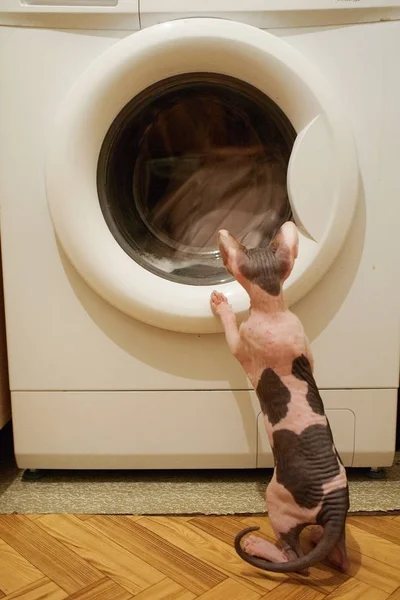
[217,221,298,297]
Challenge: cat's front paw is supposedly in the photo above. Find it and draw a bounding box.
[210,290,230,316]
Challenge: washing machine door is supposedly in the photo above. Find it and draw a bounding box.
[46,18,358,334]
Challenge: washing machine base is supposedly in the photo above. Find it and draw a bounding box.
[11,389,397,470]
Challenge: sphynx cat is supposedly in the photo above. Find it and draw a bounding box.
[210,222,350,574]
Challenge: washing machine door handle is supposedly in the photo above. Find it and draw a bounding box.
[288,113,356,244]
[288,115,331,242]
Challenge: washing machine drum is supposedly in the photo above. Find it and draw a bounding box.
[46,18,358,334]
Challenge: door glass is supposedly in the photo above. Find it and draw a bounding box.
[97,73,296,286]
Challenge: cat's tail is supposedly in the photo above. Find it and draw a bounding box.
[234,520,345,574]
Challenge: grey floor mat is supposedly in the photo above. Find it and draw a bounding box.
[0,443,398,516]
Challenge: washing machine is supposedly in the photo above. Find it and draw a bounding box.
[0,1,399,471]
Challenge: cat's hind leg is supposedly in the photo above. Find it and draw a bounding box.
[242,534,288,563]
[309,525,350,572]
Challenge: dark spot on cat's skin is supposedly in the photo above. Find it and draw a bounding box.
[239,247,281,296]
[256,368,291,425]
[272,425,340,509]
[316,487,350,526]
[292,355,325,416]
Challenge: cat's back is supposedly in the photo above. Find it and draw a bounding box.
[240,309,304,352]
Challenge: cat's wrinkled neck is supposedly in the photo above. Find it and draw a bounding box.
[248,285,286,314]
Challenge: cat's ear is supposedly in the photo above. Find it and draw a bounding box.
[218,229,246,273]
[270,222,299,281]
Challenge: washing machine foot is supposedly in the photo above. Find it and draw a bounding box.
[22,469,46,481]
[367,467,385,480]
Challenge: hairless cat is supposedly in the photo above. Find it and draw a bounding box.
[210,222,350,574]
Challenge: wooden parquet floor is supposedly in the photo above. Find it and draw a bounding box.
[0,514,398,600]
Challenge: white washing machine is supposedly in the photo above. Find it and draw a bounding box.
[0,1,399,471]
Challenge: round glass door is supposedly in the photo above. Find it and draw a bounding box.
[98,73,295,287]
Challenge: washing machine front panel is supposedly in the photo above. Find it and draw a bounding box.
[46,18,358,334]
[1,19,400,475]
